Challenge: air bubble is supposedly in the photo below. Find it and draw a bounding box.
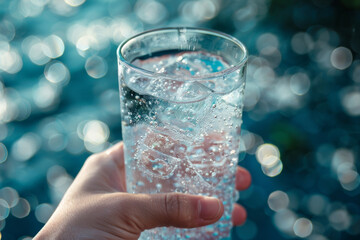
[137,181,145,186]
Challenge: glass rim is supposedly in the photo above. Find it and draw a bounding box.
[117,27,248,81]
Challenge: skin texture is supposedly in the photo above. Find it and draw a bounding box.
[34,142,251,240]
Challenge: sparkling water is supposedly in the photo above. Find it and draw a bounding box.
[119,51,245,239]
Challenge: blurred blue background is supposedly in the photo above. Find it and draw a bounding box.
[0,0,360,239]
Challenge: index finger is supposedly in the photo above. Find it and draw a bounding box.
[105,141,125,172]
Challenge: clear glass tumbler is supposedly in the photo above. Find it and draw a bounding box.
[117,28,247,240]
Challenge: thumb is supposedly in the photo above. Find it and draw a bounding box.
[117,192,224,232]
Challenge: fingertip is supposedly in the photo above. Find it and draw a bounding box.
[236,167,252,191]
[199,197,224,221]
[106,141,124,152]
[232,204,247,226]
[105,141,124,156]
[105,141,125,167]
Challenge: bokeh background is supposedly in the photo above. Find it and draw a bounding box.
[0,0,359,239]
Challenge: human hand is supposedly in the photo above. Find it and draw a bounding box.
[34,142,251,240]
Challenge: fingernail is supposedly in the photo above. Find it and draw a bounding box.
[198,197,221,220]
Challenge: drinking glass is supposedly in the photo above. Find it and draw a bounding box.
[117,27,247,240]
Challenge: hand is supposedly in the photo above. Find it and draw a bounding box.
[34,142,251,240]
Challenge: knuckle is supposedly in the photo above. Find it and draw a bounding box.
[108,194,145,232]
[85,153,102,166]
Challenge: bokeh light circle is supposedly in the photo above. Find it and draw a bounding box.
[0,48,23,74]
[11,133,41,162]
[329,209,351,231]
[257,33,279,52]
[274,209,297,234]
[330,47,353,70]
[0,219,4,231]
[44,61,70,85]
[268,190,290,211]
[0,143,8,164]
[293,218,313,238]
[42,35,65,59]
[341,88,360,116]
[35,203,54,224]
[11,198,31,219]
[0,20,15,41]
[85,56,108,79]
[64,0,86,7]
[28,41,51,66]
[290,72,311,96]
[135,0,167,24]
[0,199,10,221]
[291,32,314,55]
[307,194,328,216]
[256,143,280,164]
[261,160,283,177]
[81,120,110,153]
[0,187,19,208]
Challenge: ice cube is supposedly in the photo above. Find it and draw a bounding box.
[131,51,244,101]
[153,93,214,138]
[136,127,184,179]
[136,145,180,179]
[143,77,212,103]
[124,75,150,95]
